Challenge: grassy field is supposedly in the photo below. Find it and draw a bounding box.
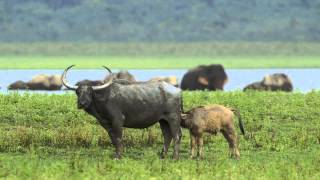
[0,91,319,179]
[1,42,320,69]
[2,55,320,69]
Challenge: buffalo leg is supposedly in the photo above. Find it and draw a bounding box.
[112,126,123,159]
[110,112,124,159]
[99,121,117,146]
[190,132,197,158]
[221,127,240,159]
[159,120,172,159]
[87,109,117,146]
[167,116,182,160]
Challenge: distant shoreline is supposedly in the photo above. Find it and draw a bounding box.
[1,55,320,69]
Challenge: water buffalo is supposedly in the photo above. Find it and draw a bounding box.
[104,70,136,83]
[181,64,228,91]
[27,74,62,90]
[8,74,62,90]
[181,105,245,159]
[8,80,28,90]
[75,70,136,87]
[62,65,182,159]
[148,76,178,87]
[244,73,293,92]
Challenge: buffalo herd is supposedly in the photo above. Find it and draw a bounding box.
[7,64,294,92]
[6,64,294,159]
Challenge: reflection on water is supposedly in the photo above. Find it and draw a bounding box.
[0,68,319,93]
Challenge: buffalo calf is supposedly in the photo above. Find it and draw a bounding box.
[181,105,245,159]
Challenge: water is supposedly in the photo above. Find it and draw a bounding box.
[0,69,319,93]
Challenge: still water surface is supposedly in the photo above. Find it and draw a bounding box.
[0,69,319,93]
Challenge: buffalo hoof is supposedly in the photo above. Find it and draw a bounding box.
[113,154,122,160]
[172,154,179,160]
[160,153,166,159]
[230,154,240,160]
[198,155,204,160]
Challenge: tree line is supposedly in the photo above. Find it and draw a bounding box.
[0,0,319,42]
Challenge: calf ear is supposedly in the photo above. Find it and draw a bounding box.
[198,76,209,86]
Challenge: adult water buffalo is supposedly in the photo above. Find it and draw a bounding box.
[181,64,228,91]
[62,65,182,159]
[8,80,29,90]
[8,74,62,90]
[244,73,293,92]
[27,74,62,90]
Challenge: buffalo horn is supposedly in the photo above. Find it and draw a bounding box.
[92,66,113,90]
[61,65,78,90]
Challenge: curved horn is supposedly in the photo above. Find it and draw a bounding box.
[92,66,113,90]
[102,66,112,74]
[61,65,78,90]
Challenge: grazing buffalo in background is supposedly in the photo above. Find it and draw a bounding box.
[181,105,245,159]
[27,74,62,90]
[181,64,228,91]
[62,65,182,159]
[244,73,293,92]
[104,70,136,83]
[148,76,178,87]
[8,80,29,90]
[8,74,62,90]
[75,71,178,88]
[75,70,136,87]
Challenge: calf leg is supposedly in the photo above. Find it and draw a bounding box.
[196,135,204,158]
[159,120,172,159]
[190,132,197,158]
[221,127,240,159]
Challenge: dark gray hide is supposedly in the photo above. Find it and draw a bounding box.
[62,66,182,159]
[75,79,103,86]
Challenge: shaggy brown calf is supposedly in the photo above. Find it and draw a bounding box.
[181,105,245,159]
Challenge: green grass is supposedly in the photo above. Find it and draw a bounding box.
[1,42,320,69]
[2,55,320,69]
[0,91,319,179]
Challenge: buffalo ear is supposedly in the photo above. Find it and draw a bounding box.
[198,76,209,86]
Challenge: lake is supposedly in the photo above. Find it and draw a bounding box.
[0,69,319,93]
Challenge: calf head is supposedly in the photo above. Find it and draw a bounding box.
[180,112,193,128]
